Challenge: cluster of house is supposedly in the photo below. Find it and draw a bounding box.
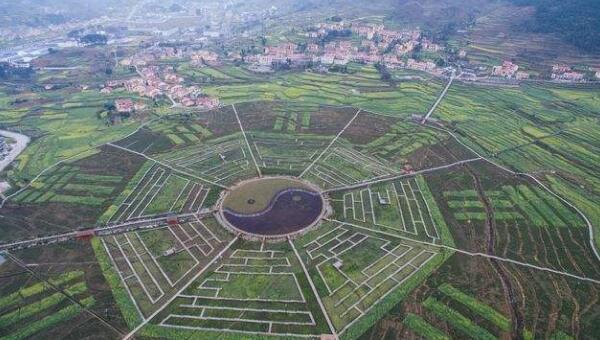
[491,61,529,80]
[246,22,447,75]
[551,64,585,82]
[490,61,600,82]
[190,50,220,66]
[101,65,219,109]
[120,46,221,68]
[113,98,145,113]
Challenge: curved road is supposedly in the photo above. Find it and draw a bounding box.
[0,129,30,173]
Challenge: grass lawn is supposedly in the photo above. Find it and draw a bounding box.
[223,177,313,213]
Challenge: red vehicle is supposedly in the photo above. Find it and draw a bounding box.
[75,229,96,241]
[166,214,179,226]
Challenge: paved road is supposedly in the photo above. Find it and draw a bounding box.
[0,210,211,252]
[323,157,482,193]
[421,70,455,124]
[0,129,30,173]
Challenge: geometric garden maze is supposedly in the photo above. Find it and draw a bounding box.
[2,99,599,340]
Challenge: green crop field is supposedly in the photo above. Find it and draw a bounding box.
[0,270,95,339]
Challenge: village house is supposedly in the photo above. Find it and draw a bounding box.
[421,39,441,52]
[115,99,134,113]
[134,102,146,111]
[515,71,530,80]
[196,96,220,109]
[555,71,585,82]
[191,50,220,66]
[320,54,335,65]
[552,64,571,74]
[406,58,436,72]
[352,24,384,40]
[550,64,585,82]
[492,61,519,78]
[395,41,415,55]
[265,42,297,57]
[307,43,320,53]
[383,55,404,68]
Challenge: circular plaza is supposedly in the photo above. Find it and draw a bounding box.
[217,176,326,239]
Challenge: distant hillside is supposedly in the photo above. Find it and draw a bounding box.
[0,0,123,28]
[510,0,600,52]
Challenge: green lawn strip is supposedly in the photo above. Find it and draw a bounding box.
[61,183,115,196]
[489,199,514,209]
[97,160,154,224]
[493,211,523,220]
[0,271,84,310]
[273,116,284,130]
[443,190,503,199]
[549,331,574,340]
[287,113,297,132]
[91,237,143,327]
[423,296,496,340]
[532,187,579,226]
[3,296,95,340]
[138,228,178,256]
[301,112,311,128]
[403,313,450,340]
[544,175,600,250]
[18,190,43,203]
[166,133,186,145]
[10,189,34,203]
[142,174,189,215]
[47,194,106,206]
[140,323,286,339]
[517,185,565,227]
[0,282,87,328]
[438,283,510,331]
[447,200,484,209]
[215,273,303,301]
[73,173,122,183]
[417,176,456,247]
[454,212,488,220]
[342,250,452,340]
[502,186,546,227]
[47,271,85,286]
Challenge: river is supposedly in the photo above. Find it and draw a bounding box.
[0,129,30,173]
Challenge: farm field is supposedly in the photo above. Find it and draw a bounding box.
[139,238,333,338]
[1,6,600,339]
[434,83,600,250]
[361,253,599,339]
[93,216,235,322]
[0,241,130,339]
[201,64,444,116]
[2,78,599,339]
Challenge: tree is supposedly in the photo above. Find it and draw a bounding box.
[80,33,107,46]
